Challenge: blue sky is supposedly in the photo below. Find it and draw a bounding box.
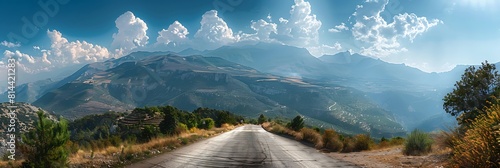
[0,0,499,74]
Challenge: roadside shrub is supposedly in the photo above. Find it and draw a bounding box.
[450,104,500,168]
[403,129,433,156]
[198,118,215,130]
[354,134,372,151]
[176,123,189,134]
[300,128,323,149]
[322,129,343,152]
[341,137,356,153]
[271,123,287,134]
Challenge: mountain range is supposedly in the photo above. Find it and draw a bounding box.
[3,42,487,136]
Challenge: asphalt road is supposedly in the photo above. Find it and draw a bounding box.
[127,125,358,168]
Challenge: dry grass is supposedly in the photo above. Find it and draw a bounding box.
[0,160,23,168]
[449,104,500,168]
[323,129,343,152]
[297,128,323,149]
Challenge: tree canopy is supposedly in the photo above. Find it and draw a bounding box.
[288,115,305,131]
[443,61,500,125]
[21,111,70,168]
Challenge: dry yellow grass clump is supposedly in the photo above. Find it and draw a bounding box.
[450,104,500,168]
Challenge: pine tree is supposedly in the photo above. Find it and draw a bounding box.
[21,111,70,168]
[289,115,305,131]
[159,106,178,135]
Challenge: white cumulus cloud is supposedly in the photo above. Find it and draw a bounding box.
[3,50,35,64]
[112,11,149,55]
[194,10,236,49]
[1,30,112,74]
[1,41,21,48]
[240,19,278,42]
[156,21,189,47]
[277,0,322,47]
[328,23,349,33]
[351,0,441,57]
[48,29,111,64]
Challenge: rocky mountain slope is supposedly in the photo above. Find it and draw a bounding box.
[31,54,405,137]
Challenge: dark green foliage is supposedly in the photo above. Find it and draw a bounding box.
[140,125,160,142]
[217,111,237,126]
[443,61,500,125]
[64,105,242,152]
[289,115,305,131]
[20,111,70,168]
[248,118,258,125]
[403,129,433,156]
[193,107,242,127]
[258,114,267,124]
[198,118,215,130]
[185,113,198,129]
[159,106,179,135]
[69,112,121,148]
[68,112,121,133]
[381,137,388,142]
[313,127,320,133]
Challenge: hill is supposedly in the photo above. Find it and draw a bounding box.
[32,53,405,137]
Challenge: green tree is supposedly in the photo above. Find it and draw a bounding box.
[289,115,305,131]
[185,113,198,129]
[258,114,267,124]
[443,61,500,125]
[159,106,178,136]
[21,111,70,168]
[140,125,159,142]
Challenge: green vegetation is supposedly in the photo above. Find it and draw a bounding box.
[20,111,70,168]
[288,115,304,131]
[258,114,266,124]
[443,61,500,125]
[441,61,500,166]
[198,118,215,130]
[12,105,243,167]
[159,106,179,136]
[403,129,433,156]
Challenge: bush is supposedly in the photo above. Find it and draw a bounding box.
[450,104,500,168]
[341,137,356,153]
[176,123,189,134]
[403,129,433,156]
[322,129,343,152]
[300,128,323,149]
[198,118,215,130]
[354,134,372,152]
